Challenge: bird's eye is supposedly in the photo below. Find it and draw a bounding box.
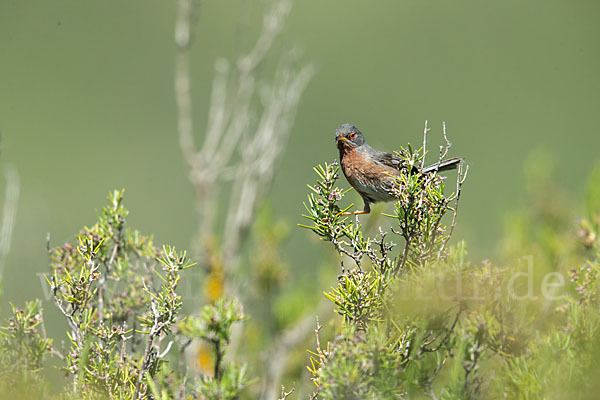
[349,132,356,140]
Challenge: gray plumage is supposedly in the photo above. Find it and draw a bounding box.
[335,123,463,214]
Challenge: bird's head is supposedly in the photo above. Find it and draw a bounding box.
[335,123,366,150]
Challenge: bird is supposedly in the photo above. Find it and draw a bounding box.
[335,123,462,216]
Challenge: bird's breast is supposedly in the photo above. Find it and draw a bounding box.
[340,148,400,203]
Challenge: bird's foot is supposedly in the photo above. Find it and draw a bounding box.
[341,209,370,216]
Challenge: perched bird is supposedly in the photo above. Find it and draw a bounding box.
[335,123,462,215]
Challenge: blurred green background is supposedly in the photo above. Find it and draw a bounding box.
[1,0,599,322]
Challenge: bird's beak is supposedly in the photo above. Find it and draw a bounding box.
[336,136,348,150]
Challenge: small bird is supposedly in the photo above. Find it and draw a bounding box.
[335,123,462,215]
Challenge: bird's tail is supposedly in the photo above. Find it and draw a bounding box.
[422,157,463,173]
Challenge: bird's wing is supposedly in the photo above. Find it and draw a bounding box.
[370,148,421,174]
[372,148,463,174]
[370,149,404,169]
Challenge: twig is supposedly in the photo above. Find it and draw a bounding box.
[419,304,462,358]
[364,228,396,273]
[173,1,314,394]
[395,234,412,275]
[463,341,483,396]
[120,334,127,364]
[426,353,447,400]
[51,258,99,393]
[134,338,155,399]
[178,337,192,377]
[213,338,224,381]
[175,0,313,278]
[134,274,179,399]
[38,298,66,360]
[175,0,197,167]
[0,164,19,277]
[332,236,362,269]
[174,337,192,400]
[437,162,468,260]
[98,243,119,322]
[238,0,292,72]
[260,299,330,400]
[420,120,429,169]
[134,304,158,399]
[222,56,314,267]
[80,261,99,312]
[158,340,175,358]
[53,293,77,336]
[308,317,324,399]
[438,121,451,163]
[314,316,325,365]
[278,384,295,400]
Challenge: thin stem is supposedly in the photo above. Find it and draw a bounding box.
[214,339,224,381]
[134,331,156,399]
[332,236,362,269]
[438,163,469,259]
[178,338,192,378]
[420,120,429,169]
[175,0,196,167]
[279,384,295,400]
[396,235,412,275]
[439,121,451,161]
[0,164,19,277]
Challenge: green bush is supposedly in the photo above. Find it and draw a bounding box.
[299,151,600,399]
[0,190,248,399]
[2,156,600,399]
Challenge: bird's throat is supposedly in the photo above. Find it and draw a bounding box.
[338,143,355,159]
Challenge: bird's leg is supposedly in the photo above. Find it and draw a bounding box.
[341,201,371,216]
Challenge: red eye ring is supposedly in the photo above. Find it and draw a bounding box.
[349,132,356,140]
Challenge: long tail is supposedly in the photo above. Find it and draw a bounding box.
[422,157,463,173]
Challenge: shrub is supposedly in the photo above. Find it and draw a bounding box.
[0,190,248,399]
[299,143,600,399]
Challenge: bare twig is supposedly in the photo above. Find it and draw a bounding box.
[98,242,119,322]
[178,337,192,376]
[176,338,192,400]
[175,0,313,278]
[278,384,295,400]
[175,0,197,167]
[222,55,314,267]
[420,305,462,353]
[438,162,468,259]
[52,288,77,335]
[37,298,66,360]
[135,272,180,399]
[395,234,412,275]
[158,340,175,358]
[332,236,363,269]
[213,338,224,381]
[261,300,330,400]
[427,385,440,400]
[364,228,396,272]
[420,120,429,169]
[314,317,325,365]
[463,340,483,396]
[0,164,19,277]
[438,121,452,163]
[174,1,314,395]
[134,299,161,399]
[307,317,324,399]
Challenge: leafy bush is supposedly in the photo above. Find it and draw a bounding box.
[299,146,600,399]
[0,190,248,399]
[2,146,600,399]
